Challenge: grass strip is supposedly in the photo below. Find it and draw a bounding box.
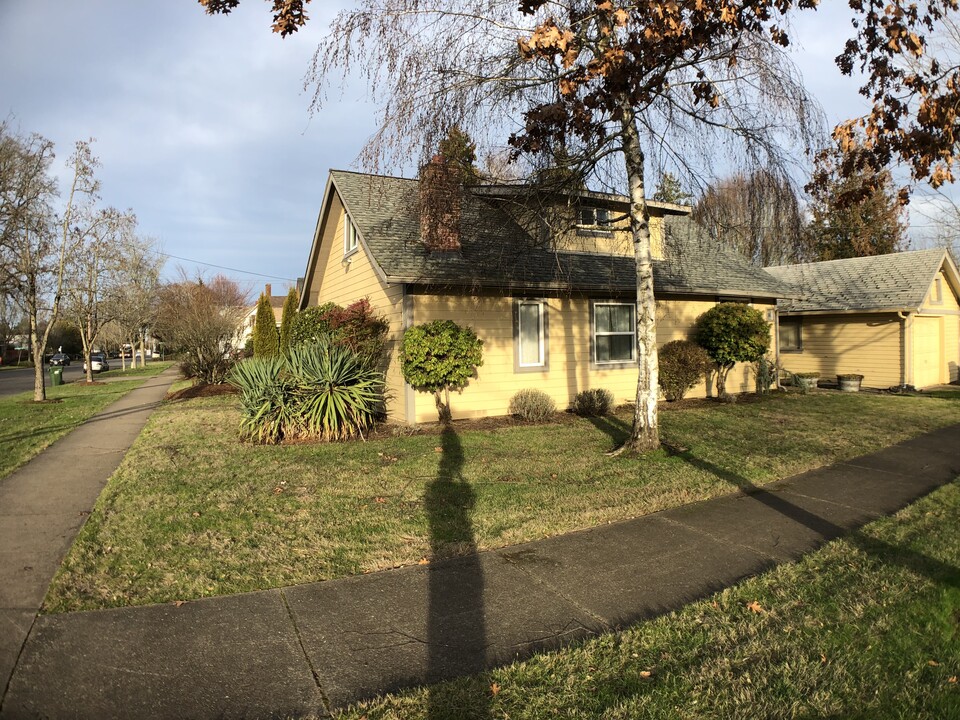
[96,360,174,380]
[339,479,960,719]
[0,379,147,479]
[44,390,960,613]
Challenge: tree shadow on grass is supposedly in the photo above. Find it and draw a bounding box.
[584,414,631,451]
[424,427,491,720]
[673,450,960,589]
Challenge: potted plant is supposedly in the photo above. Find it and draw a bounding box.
[837,373,864,392]
[793,371,820,391]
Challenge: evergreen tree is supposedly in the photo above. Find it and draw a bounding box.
[652,172,693,205]
[252,293,279,357]
[807,149,907,261]
[278,287,298,355]
[437,126,481,184]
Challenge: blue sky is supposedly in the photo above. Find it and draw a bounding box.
[0,2,947,295]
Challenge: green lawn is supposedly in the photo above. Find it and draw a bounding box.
[0,379,147,479]
[44,390,960,613]
[340,479,960,719]
[96,360,174,379]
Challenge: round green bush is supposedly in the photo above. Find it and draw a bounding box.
[509,389,557,422]
[695,303,770,398]
[399,320,483,422]
[572,388,614,417]
[658,339,711,401]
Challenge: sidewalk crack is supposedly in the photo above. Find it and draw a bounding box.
[280,589,332,716]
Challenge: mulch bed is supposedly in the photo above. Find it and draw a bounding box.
[166,383,238,401]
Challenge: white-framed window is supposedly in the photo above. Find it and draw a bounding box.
[515,299,547,370]
[779,318,802,352]
[593,302,635,364]
[577,206,611,229]
[344,214,359,256]
[931,277,943,305]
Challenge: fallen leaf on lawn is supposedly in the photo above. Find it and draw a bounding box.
[375,497,386,503]
[948,676,957,684]
[639,670,652,678]
[434,446,443,453]
[192,512,201,517]
[746,601,765,614]
[490,682,500,696]
[418,557,429,565]
[174,600,186,607]
[928,660,940,667]
[821,654,828,664]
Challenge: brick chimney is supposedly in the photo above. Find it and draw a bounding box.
[419,154,462,252]
[265,283,272,297]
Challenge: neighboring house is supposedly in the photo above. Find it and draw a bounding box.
[766,248,960,389]
[299,168,792,424]
[237,284,285,348]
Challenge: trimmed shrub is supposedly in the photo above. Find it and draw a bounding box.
[252,293,280,358]
[278,288,299,355]
[572,388,614,417]
[509,389,556,422]
[289,302,338,347]
[694,303,770,399]
[227,338,384,444]
[289,299,388,370]
[400,320,483,423]
[658,339,711,401]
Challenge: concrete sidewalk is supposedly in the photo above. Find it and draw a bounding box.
[0,368,181,703]
[2,422,958,719]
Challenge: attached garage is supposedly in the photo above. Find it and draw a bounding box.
[767,248,960,390]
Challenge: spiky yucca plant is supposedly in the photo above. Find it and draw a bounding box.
[287,339,384,441]
[228,337,384,443]
[228,356,293,444]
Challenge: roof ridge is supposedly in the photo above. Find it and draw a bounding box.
[767,247,944,271]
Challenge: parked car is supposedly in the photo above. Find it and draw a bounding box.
[49,353,71,366]
[83,353,110,373]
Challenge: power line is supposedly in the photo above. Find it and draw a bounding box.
[152,249,297,282]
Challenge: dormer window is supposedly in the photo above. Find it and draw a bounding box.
[577,206,611,229]
[344,214,359,256]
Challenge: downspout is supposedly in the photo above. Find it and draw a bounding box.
[898,311,912,388]
[773,308,782,390]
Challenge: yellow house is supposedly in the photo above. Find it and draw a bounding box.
[766,248,960,389]
[300,169,791,424]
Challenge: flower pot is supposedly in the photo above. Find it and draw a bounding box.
[795,374,819,391]
[837,374,863,392]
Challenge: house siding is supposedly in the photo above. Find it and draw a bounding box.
[917,268,960,385]
[305,194,407,420]
[407,291,771,423]
[780,313,903,388]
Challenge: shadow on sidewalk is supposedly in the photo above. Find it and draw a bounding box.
[675,451,960,589]
[424,427,491,720]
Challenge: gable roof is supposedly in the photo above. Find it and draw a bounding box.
[304,170,792,301]
[765,248,959,314]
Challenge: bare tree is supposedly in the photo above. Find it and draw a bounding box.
[112,235,164,371]
[154,271,247,385]
[695,171,808,267]
[65,207,139,382]
[0,124,99,400]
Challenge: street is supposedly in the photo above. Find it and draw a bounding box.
[0,365,86,398]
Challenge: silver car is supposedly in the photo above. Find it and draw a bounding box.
[83,353,110,373]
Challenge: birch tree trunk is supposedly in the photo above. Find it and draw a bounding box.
[620,101,660,453]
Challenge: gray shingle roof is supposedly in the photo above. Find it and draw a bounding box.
[330,170,791,299]
[765,249,949,313]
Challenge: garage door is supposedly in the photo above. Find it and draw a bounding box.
[913,316,943,388]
